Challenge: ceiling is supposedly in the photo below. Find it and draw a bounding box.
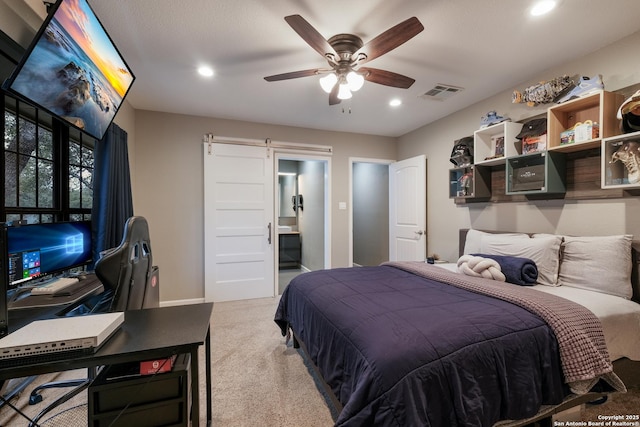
[77,1,640,137]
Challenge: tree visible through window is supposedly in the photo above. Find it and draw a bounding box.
[68,127,94,221]
[2,95,94,224]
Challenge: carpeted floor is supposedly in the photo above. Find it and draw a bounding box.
[209,296,335,426]
[1,297,638,426]
[0,297,335,426]
[583,386,640,421]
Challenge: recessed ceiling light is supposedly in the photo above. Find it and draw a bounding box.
[530,0,557,16]
[389,99,402,107]
[197,66,214,77]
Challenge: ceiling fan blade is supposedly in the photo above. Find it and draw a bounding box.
[285,15,338,61]
[329,85,341,105]
[353,17,424,64]
[264,69,320,82]
[360,67,416,89]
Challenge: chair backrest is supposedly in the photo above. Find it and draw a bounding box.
[94,216,159,312]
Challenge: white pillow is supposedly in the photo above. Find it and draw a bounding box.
[463,229,528,255]
[558,235,633,299]
[481,235,562,287]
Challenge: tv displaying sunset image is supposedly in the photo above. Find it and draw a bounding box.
[3,0,134,140]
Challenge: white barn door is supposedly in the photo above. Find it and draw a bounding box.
[203,143,274,302]
[389,155,426,261]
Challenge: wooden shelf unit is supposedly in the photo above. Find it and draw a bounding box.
[547,90,624,153]
[451,88,637,204]
[474,121,524,166]
[601,130,640,189]
[449,165,491,200]
[506,151,566,195]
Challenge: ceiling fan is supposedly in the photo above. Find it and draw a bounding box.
[264,15,424,105]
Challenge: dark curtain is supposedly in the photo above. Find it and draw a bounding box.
[91,123,133,266]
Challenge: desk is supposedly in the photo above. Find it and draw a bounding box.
[8,274,104,312]
[1,303,213,427]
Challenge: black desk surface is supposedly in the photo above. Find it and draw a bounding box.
[8,274,104,314]
[0,303,214,380]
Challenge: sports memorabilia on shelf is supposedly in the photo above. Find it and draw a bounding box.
[512,75,575,107]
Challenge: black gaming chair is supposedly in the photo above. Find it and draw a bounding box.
[27,216,159,425]
[94,215,159,311]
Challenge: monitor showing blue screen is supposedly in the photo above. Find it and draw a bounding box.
[6,221,92,287]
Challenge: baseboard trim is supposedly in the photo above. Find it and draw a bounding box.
[160,297,205,307]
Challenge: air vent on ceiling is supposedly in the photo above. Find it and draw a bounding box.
[420,84,464,101]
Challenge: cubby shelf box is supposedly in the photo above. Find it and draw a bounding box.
[547,90,624,153]
[506,151,566,195]
[601,130,640,189]
[474,121,524,166]
[449,165,491,200]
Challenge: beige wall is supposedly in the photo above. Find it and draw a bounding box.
[4,4,639,301]
[398,30,640,263]
[133,111,396,301]
[0,0,45,47]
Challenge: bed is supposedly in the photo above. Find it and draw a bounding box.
[274,229,640,426]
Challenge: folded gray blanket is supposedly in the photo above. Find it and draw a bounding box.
[472,253,538,286]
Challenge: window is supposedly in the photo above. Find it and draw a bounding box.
[68,127,95,222]
[2,94,94,224]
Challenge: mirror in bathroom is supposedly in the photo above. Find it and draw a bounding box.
[278,173,297,218]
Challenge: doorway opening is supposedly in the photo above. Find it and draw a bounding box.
[349,158,394,267]
[276,154,330,294]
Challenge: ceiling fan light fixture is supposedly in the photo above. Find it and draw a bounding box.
[319,73,338,93]
[337,83,352,100]
[346,71,365,92]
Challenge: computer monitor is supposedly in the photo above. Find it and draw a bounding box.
[5,221,92,289]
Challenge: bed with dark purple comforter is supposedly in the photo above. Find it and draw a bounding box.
[274,262,624,427]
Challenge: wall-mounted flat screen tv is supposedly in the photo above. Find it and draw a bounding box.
[2,0,135,141]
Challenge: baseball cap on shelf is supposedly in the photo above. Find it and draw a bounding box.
[618,89,640,133]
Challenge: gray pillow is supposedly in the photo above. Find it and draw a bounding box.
[481,235,562,287]
[463,229,528,255]
[558,235,633,299]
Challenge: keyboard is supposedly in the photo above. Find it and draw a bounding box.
[30,277,80,295]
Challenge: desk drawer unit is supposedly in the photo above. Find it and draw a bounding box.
[88,353,190,426]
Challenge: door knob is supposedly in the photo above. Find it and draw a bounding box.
[415,230,424,236]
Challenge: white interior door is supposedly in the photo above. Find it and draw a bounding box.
[389,155,426,261]
[204,143,274,302]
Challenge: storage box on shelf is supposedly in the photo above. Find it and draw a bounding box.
[449,165,490,200]
[506,151,566,195]
[522,134,547,155]
[547,90,624,153]
[601,130,640,189]
[474,122,524,166]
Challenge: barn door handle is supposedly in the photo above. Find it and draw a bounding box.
[268,222,272,245]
